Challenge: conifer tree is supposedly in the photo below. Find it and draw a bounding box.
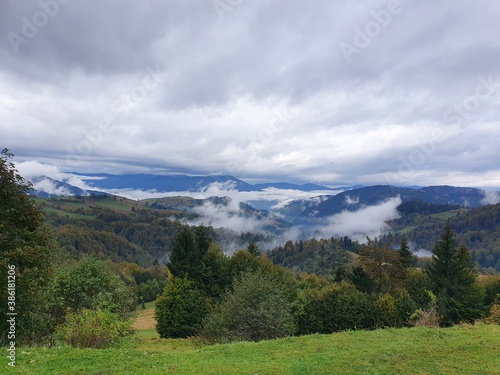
[427,224,485,326]
[399,235,415,268]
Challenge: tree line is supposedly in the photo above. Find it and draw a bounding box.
[156,224,500,343]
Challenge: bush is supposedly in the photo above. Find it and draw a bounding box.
[201,270,295,344]
[374,294,399,328]
[485,303,500,325]
[412,291,439,327]
[155,276,208,338]
[52,256,137,323]
[55,309,133,348]
[296,281,375,335]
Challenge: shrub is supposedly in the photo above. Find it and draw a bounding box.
[485,303,500,325]
[55,309,133,348]
[201,270,295,344]
[155,276,208,338]
[296,281,375,334]
[374,294,399,328]
[412,291,439,327]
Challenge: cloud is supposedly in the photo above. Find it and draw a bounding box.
[313,196,402,242]
[481,190,500,205]
[1,1,500,187]
[345,194,360,205]
[31,178,71,196]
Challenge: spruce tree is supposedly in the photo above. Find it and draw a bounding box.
[427,224,485,326]
[399,235,415,268]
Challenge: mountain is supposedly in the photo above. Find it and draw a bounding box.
[252,182,337,191]
[76,173,256,192]
[30,176,104,197]
[301,185,494,218]
[29,173,350,197]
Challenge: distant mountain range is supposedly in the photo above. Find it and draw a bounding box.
[27,173,500,230]
[300,185,494,218]
[29,173,345,196]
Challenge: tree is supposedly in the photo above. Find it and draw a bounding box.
[399,235,416,268]
[427,224,486,326]
[0,149,61,344]
[52,256,137,323]
[201,270,295,343]
[166,226,211,282]
[358,236,404,294]
[155,276,208,338]
[247,239,260,256]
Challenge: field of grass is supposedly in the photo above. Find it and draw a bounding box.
[11,305,500,375]
[430,210,461,220]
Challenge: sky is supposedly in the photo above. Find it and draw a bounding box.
[1,0,500,187]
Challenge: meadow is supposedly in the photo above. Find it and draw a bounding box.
[11,303,500,375]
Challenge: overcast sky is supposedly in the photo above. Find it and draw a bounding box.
[1,0,499,187]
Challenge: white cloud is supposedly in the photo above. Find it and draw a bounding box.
[481,190,500,205]
[314,196,402,242]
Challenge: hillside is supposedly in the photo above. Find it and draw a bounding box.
[34,195,273,266]
[390,203,500,271]
[302,185,493,218]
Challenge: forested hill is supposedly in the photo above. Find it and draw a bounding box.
[35,195,269,267]
[302,185,492,217]
[390,203,500,271]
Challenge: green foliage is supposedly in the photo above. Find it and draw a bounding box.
[155,277,208,338]
[268,237,356,276]
[358,236,405,293]
[0,149,61,344]
[374,293,399,328]
[201,270,295,344]
[427,224,486,326]
[392,203,500,271]
[137,278,165,303]
[334,263,374,293]
[199,243,232,300]
[399,235,416,268]
[167,226,210,281]
[55,308,133,348]
[374,290,418,328]
[52,256,137,323]
[296,281,375,335]
[403,268,433,308]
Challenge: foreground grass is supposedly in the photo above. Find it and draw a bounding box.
[10,323,500,374]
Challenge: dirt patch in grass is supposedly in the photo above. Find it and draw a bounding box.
[133,307,156,330]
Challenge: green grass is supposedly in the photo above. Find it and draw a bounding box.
[397,225,417,235]
[430,210,460,220]
[11,323,500,374]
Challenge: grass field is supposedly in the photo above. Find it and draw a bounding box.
[430,210,461,220]
[10,302,500,375]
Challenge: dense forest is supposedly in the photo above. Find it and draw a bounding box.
[390,201,500,271]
